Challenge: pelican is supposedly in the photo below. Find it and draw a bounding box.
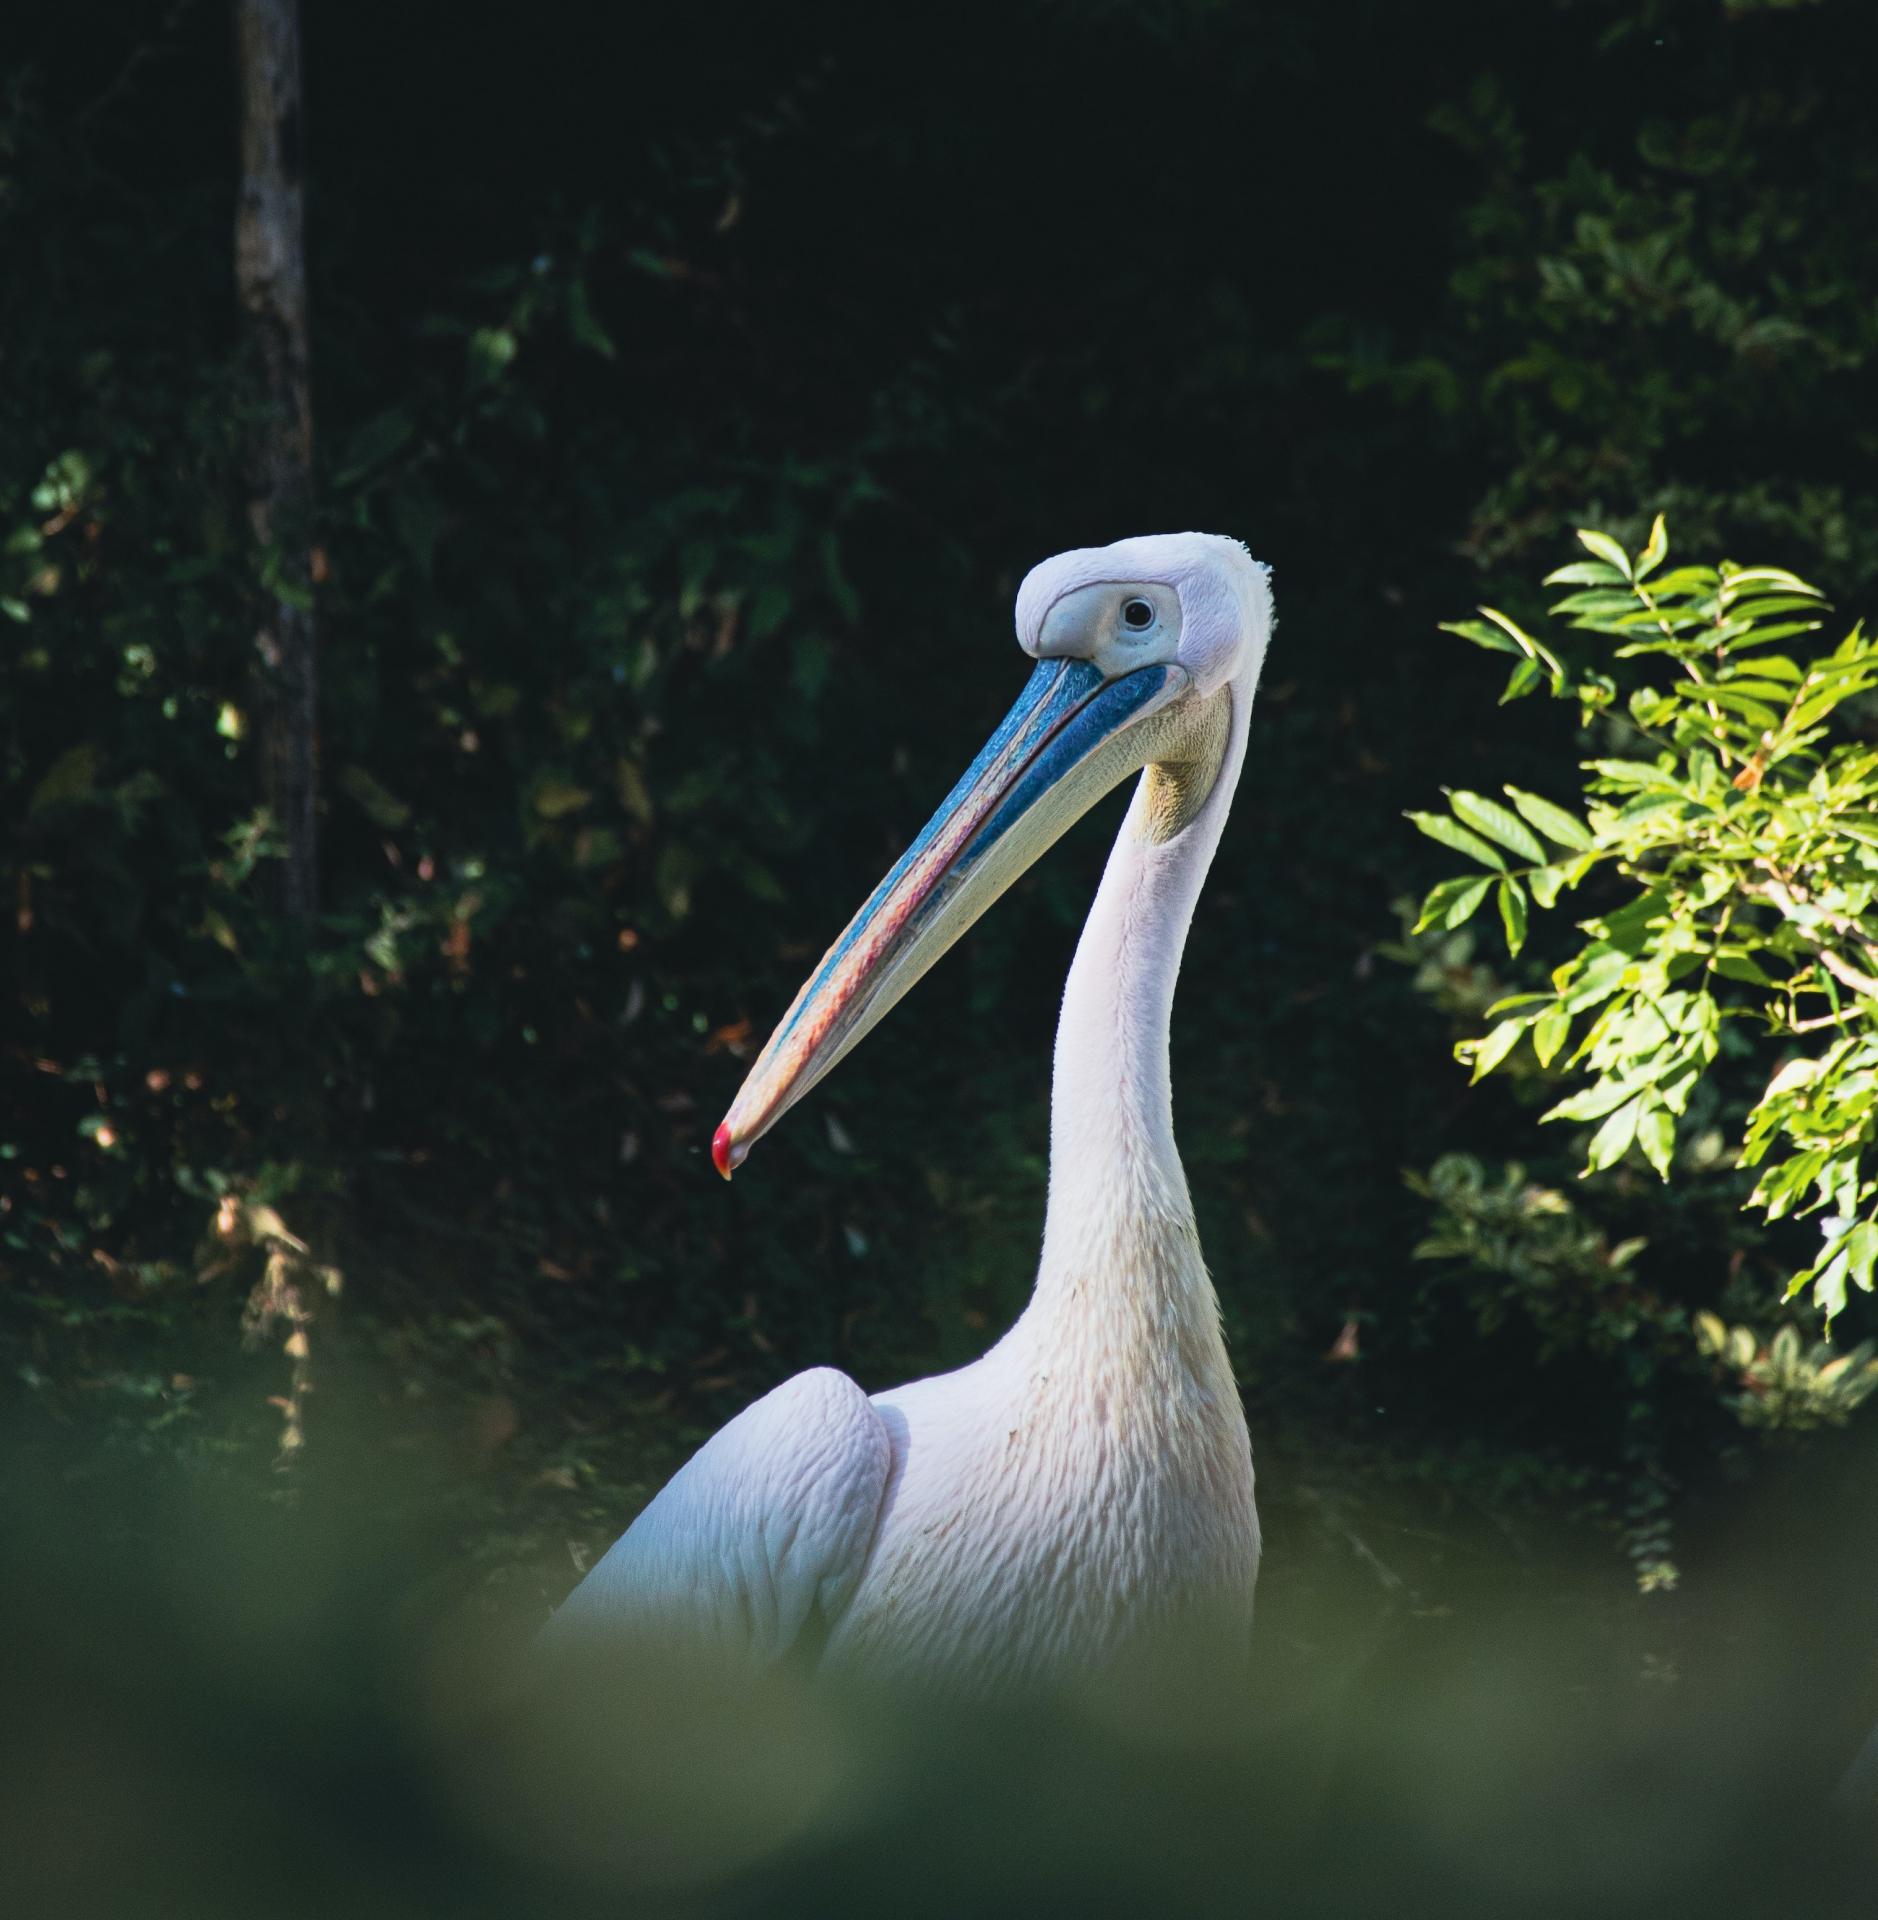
[548,534,1272,1696]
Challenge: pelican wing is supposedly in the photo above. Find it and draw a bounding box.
[543,1367,892,1664]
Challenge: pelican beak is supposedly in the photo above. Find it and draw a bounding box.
[713,656,1190,1175]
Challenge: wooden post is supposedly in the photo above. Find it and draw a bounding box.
[234,0,318,919]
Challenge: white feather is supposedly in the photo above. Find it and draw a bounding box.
[542,1367,890,1661]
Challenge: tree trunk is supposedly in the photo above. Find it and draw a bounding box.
[234,0,318,919]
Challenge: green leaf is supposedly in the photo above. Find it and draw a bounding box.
[1561,940,1630,986]
[1583,758,1677,791]
[1484,992,1553,1018]
[1636,513,1668,580]
[1576,529,1633,578]
[532,777,593,819]
[1586,1097,1641,1171]
[1550,589,1643,618]
[1544,1074,1643,1124]
[1813,1251,1850,1323]
[1477,606,1563,675]
[1728,595,1829,620]
[1723,566,1823,598]
[1497,877,1528,956]
[1533,1005,1571,1068]
[1785,688,1857,733]
[1695,687,1782,729]
[1543,560,1625,587]
[1443,876,1494,929]
[30,743,103,815]
[1415,874,1493,932]
[1407,811,1506,870]
[1847,1221,1878,1296]
[1717,620,1826,651]
[1504,785,1595,851]
[338,765,411,829]
[1645,566,1719,597]
[566,277,617,359]
[1709,678,1801,702]
[1735,655,1804,683]
[1500,658,1543,703]
[1450,791,1545,862]
[1712,950,1775,988]
[1759,1050,1816,1100]
[1440,617,1522,657]
[1466,1019,1525,1083]
[1637,1105,1675,1180]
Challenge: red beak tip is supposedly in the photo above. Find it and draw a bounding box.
[711,1122,735,1181]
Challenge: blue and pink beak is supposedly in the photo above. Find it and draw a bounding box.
[712,654,1190,1176]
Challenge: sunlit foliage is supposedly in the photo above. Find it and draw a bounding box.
[1416,520,1878,1331]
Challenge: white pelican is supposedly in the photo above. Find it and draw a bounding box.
[549,533,1272,1696]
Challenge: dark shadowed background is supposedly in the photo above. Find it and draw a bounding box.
[4,1,1877,1912]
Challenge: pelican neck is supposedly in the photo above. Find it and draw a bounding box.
[1014,673,1251,1345]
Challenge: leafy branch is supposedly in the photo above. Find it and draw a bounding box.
[1413,518,1878,1323]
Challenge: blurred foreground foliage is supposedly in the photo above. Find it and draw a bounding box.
[3,1420,1876,1920]
[2,0,1878,1805]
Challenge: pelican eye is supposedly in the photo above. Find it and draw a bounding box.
[1121,598,1156,631]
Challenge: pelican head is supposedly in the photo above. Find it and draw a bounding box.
[714,533,1272,1176]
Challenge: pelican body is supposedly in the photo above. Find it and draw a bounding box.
[549,534,1272,1696]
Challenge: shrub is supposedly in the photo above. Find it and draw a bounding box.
[1413,518,1878,1330]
